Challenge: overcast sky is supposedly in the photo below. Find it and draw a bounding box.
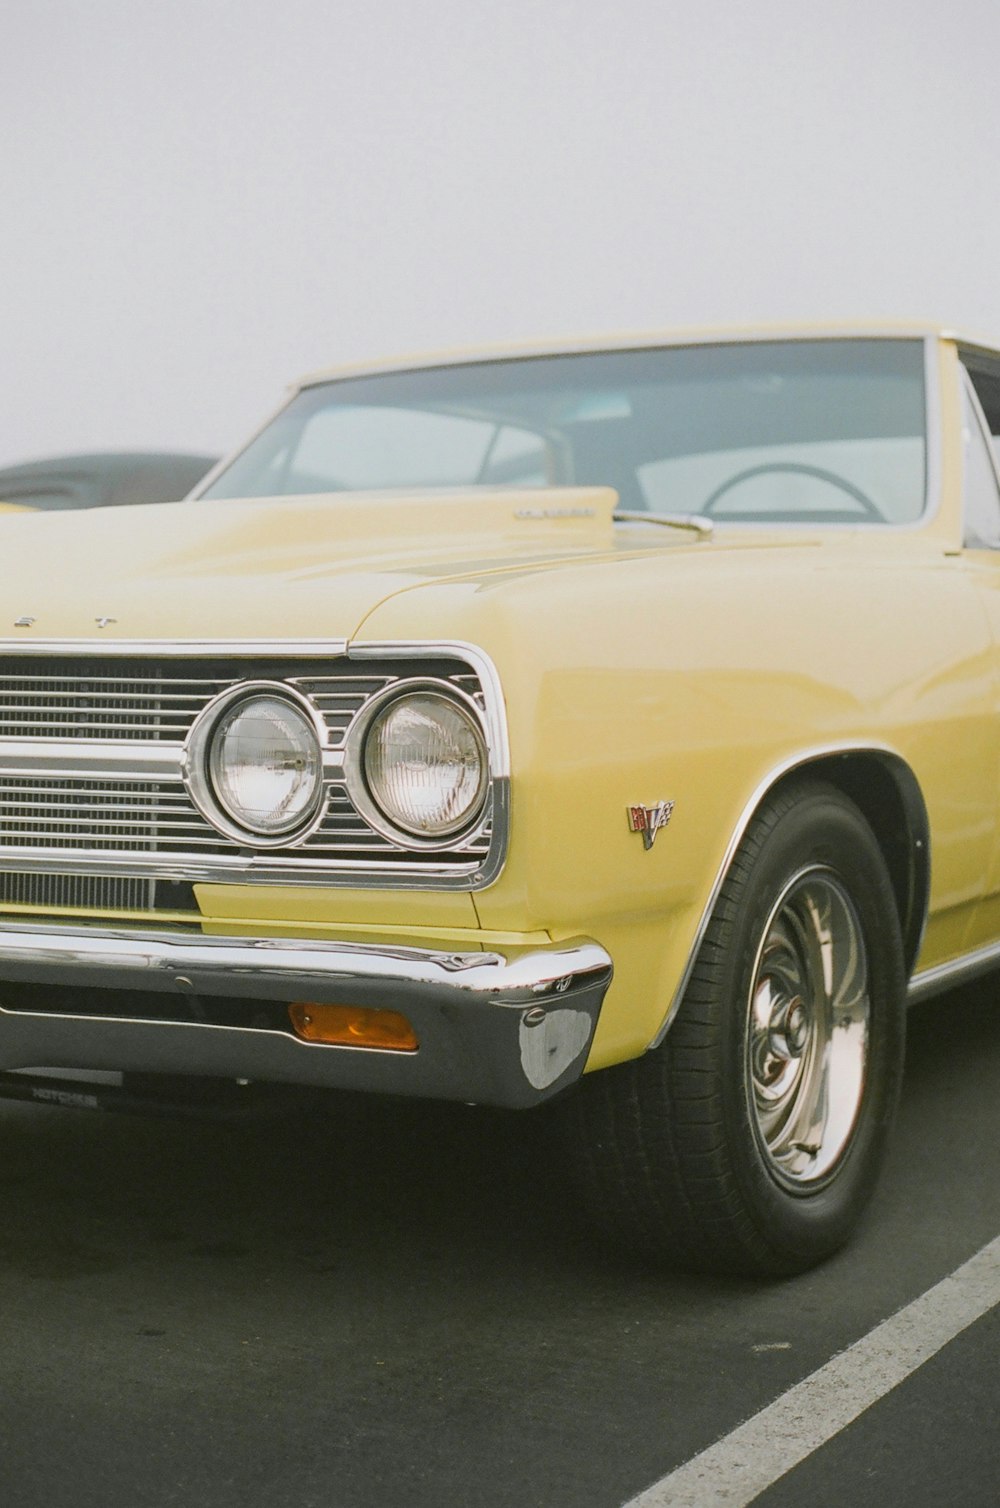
[3,0,999,466]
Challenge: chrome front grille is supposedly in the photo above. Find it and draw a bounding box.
[0,646,505,903]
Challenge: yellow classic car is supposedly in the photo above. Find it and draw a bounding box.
[0,323,997,1275]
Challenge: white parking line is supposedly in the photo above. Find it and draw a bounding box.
[623,1233,1000,1508]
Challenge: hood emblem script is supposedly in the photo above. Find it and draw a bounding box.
[627,800,675,850]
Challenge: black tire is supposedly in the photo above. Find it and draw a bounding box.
[564,779,907,1276]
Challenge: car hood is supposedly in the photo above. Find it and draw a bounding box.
[0,486,700,642]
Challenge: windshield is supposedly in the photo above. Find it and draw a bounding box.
[202,339,928,525]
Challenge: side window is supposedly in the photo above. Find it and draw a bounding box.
[964,353,1000,468]
[290,406,496,491]
[961,373,1000,549]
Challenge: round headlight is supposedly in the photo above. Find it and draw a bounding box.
[208,694,322,837]
[363,691,487,839]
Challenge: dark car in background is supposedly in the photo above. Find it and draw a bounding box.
[0,452,217,511]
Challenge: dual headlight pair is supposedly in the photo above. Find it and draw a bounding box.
[184,681,488,848]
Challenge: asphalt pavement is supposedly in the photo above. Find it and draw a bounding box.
[1,978,999,1507]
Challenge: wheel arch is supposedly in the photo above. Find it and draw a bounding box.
[812,750,930,977]
[650,744,930,1050]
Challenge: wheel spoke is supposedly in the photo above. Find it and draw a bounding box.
[745,868,869,1188]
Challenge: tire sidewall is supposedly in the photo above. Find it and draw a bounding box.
[715,785,906,1268]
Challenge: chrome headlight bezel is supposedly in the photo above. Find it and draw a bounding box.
[344,680,490,850]
[184,681,327,847]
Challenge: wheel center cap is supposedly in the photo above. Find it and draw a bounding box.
[768,994,809,1060]
[784,1000,809,1054]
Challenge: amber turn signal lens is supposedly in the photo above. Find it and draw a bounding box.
[288,1002,419,1052]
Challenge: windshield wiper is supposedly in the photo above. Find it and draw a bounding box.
[613,510,714,539]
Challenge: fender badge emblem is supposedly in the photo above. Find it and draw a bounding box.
[13,616,35,628]
[628,800,675,850]
[95,617,117,629]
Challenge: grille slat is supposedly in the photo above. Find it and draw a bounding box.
[0,797,191,815]
[0,826,214,838]
[0,720,194,735]
[0,688,220,699]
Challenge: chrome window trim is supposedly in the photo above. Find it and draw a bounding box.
[292,325,952,391]
[186,389,299,501]
[923,332,944,531]
[0,639,510,892]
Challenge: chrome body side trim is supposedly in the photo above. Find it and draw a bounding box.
[907,940,1000,1005]
[0,924,612,1109]
[649,741,927,1050]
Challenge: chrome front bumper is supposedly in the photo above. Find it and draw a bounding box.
[0,923,613,1109]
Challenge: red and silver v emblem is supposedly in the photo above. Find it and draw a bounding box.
[627,800,675,850]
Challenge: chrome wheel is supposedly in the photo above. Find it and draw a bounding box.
[747,867,870,1189]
